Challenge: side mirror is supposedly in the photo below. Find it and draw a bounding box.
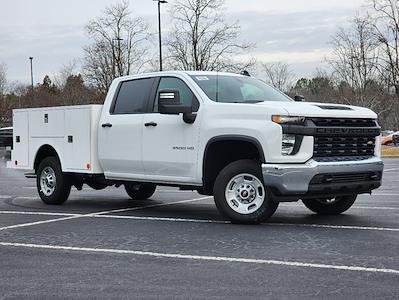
[158,90,192,114]
[294,95,305,102]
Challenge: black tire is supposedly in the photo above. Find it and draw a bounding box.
[36,157,71,205]
[124,183,156,200]
[213,159,278,224]
[302,195,357,215]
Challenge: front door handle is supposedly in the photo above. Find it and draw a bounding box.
[144,122,157,127]
[101,123,113,128]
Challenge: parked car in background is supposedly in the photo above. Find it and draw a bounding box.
[382,130,394,137]
[393,132,399,145]
[0,127,13,148]
[382,131,399,146]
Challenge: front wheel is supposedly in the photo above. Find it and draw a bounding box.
[213,160,278,224]
[124,183,156,200]
[302,195,357,215]
[37,157,71,205]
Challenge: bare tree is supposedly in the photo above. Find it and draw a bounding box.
[83,1,151,94]
[370,0,399,96]
[328,15,383,109]
[53,60,79,88]
[166,0,254,72]
[263,62,295,92]
[0,63,7,95]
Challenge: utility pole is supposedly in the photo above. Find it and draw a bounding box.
[154,0,168,71]
[29,57,34,102]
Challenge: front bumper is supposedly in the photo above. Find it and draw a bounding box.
[262,157,384,201]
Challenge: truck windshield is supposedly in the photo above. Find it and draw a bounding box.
[190,75,292,103]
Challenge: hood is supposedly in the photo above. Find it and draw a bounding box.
[256,101,377,119]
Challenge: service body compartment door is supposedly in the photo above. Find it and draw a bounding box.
[12,111,29,167]
[65,108,91,171]
[29,109,65,138]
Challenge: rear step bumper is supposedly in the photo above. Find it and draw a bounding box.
[262,157,384,201]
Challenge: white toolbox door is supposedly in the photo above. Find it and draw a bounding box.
[30,109,65,138]
[64,108,91,171]
[12,111,29,167]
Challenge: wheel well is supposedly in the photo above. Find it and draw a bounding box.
[34,145,61,172]
[202,138,264,195]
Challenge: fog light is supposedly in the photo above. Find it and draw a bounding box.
[282,134,296,155]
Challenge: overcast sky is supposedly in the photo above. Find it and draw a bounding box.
[0,0,366,84]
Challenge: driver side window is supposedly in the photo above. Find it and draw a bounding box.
[154,77,199,112]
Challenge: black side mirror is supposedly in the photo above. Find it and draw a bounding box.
[294,95,305,102]
[158,90,192,114]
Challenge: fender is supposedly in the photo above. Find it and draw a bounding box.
[203,135,266,174]
[204,135,266,162]
[33,144,63,172]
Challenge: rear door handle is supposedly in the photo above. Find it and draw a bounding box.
[102,123,113,128]
[144,122,157,127]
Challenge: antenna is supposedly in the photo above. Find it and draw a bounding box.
[216,71,219,102]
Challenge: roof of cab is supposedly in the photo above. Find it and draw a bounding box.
[115,70,244,82]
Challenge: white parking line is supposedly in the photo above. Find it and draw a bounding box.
[354,206,399,210]
[0,210,77,217]
[100,196,212,215]
[280,204,399,210]
[384,168,399,172]
[1,210,399,232]
[269,223,399,232]
[14,196,40,200]
[0,242,398,275]
[95,214,229,224]
[0,196,212,232]
[0,195,11,199]
[157,190,197,193]
[91,216,399,232]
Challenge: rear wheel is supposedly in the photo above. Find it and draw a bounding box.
[302,195,357,215]
[124,183,156,200]
[213,160,278,224]
[37,157,71,205]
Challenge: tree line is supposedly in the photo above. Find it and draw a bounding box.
[1,0,398,130]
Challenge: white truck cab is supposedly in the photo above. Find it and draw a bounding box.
[7,71,384,223]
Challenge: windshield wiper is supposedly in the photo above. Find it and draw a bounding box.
[244,100,264,103]
[230,100,264,104]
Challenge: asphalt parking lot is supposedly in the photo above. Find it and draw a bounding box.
[1,149,399,299]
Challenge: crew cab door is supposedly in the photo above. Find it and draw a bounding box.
[98,77,156,179]
[142,77,201,183]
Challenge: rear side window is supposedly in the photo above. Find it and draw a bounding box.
[113,78,154,114]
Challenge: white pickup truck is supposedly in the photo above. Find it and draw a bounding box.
[7,71,384,223]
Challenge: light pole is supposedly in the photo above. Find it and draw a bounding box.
[29,57,33,93]
[154,0,168,71]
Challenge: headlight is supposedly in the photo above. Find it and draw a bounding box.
[281,134,296,155]
[272,115,305,125]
